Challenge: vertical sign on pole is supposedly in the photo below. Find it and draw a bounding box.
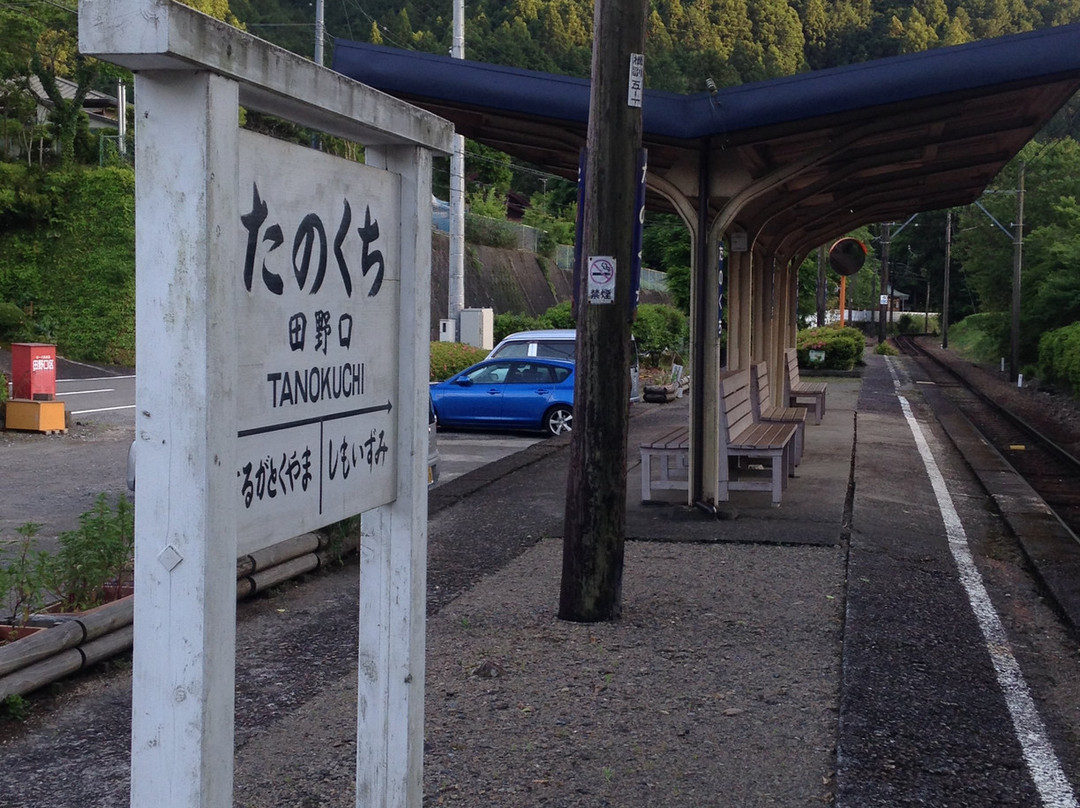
[629,149,647,317]
[587,255,617,304]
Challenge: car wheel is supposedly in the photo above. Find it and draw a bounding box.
[544,405,573,436]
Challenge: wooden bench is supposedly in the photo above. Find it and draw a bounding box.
[719,368,798,506]
[639,425,690,502]
[750,362,806,466]
[783,347,827,424]
[639,368,798,506]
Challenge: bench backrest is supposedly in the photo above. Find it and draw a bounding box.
[719,368,754,441]
[784,348,800,395]
[750,362,772,416]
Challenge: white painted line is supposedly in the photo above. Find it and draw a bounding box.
[57,374,135,382]
[70,405,136,415]
[887,358,1078,808]
[57,388,116,396]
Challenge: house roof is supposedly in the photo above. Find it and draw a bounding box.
[332,25,1080,256]
[27,76,119,128]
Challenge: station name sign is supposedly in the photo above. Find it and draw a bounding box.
[235,131,400,551]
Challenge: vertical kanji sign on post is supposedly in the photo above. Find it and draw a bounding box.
[79,2,453,806]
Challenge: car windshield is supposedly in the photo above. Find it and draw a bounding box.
[537,342,574,361]
[490,339,575,362]
[463,362,511,384]
[490,343,531,358]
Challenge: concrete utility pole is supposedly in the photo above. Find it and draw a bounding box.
[816,246,826,326]
[942,210,951,349]
[972,164,1025,381]
[877,214,917,343]
[448,0,466,328]
[877,222,891,344]
[314,0,324,65]
[559,0,646,623]
[1010,161,1025,382]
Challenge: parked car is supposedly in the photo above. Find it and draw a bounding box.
[427,396,440,486]
[487,328,640,402]
[429,357,575,436]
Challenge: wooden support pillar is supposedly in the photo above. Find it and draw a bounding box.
[358,144,431,806]
[129,69,239,808]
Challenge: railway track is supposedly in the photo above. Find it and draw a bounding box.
[895,334,1080,542]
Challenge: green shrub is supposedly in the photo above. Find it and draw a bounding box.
[492,302,575,345]
[1,371,7,408]
[45,493,134,611]
[633,303,689,362]
[1,694,30,721]
[539,301,575,329]
[947,312,1010,364]
[796,325,865,370]
[464,213,519,249]
[493,313,542,343]
[1,523,53,631]
[0,301,26,339]
[1038,322,1080,395]
[0,166,135,364]
[875,341,900,356]
[466,186,507,218]
[430,342,488,381]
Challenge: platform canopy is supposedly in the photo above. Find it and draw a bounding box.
[333,25,1080,506]
[334,24,1080,260]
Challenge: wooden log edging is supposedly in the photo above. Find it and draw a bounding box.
[0,531,357,702]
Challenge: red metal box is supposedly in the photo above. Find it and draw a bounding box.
[10,342,57,400]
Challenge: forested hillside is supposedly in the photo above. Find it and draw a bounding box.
[235,0,1080,92]
[2,0,1080,376]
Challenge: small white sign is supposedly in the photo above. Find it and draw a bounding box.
[628,53,644,108]
[588,255,616,305]
[880,294,889,306]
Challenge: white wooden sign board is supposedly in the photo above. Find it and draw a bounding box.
[235,131,400,554]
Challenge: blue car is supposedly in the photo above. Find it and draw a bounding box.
[430,358,575,436]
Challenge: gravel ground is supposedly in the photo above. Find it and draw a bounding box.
[421,540,845,807]
[4,340,1080,807]
[915,337,1080,454]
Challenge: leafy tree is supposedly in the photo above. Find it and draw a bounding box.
[466,186,507,218]
[1019,193,1080,358]
[522,188,576,255]
[641,213,691,313]
[0,11,44,163]
[894,9,940,52]
[465,140,513,199]
[798,0,829,67]
[956,139,1080,314]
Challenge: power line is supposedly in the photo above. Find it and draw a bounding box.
[340,0,416,51]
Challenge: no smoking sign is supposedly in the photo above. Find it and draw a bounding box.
[587,255,616,305]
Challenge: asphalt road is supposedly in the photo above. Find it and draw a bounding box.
[2,348,540,552]
[54,374,136,427]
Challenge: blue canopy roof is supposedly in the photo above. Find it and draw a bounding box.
[333,24,1080,253]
